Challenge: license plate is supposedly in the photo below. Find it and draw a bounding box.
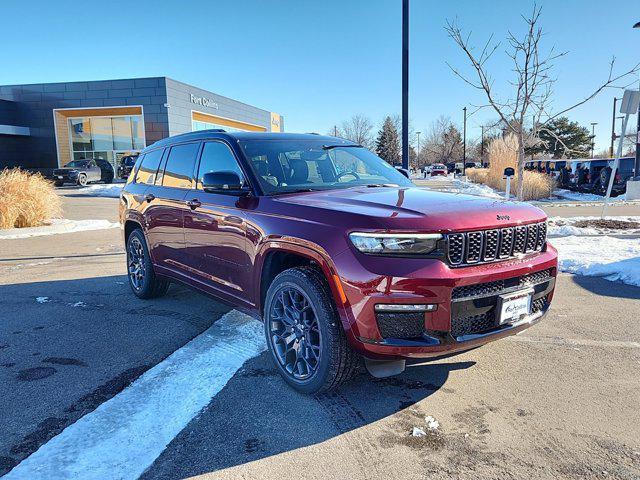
[57,175,63,179]
[498,289,533,325]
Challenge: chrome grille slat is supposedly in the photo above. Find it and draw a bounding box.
[446,222,547,267]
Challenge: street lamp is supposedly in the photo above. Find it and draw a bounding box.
[590,122,598,158]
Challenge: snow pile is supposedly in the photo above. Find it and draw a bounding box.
[80,184,124,198]
[553,189,625,203]
[548,216,640,237]
[0,219,119,240]
[411,416,440,437]
[552,236,640,287]
[4,310,265,480]
[431,177,505,199]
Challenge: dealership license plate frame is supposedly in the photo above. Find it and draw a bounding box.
[497,288,534,325]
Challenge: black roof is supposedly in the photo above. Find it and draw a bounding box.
[143,130,356,151]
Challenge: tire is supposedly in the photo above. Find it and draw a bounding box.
[126,228,170,299]
[77,173,88,187]
[53,180,63,187]
[104,175,113,184]
[264,266,359,394]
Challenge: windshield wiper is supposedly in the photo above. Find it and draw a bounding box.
[269,188,317,195]
[322,144,362,150]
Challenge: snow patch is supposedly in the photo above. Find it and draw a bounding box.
[0,219,119,240]
[552,236,640,287]
[80,183,124,198]
[548,216,640,237]
[411,427,427,437]
[553,189,625,203]
[425,415,440,430]
[429,177,505,199]
[4,310,265,480]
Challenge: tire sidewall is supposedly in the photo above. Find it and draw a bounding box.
[77,174,87,187]
[264,272,335,393]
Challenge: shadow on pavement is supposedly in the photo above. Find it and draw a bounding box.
[0,275,231,475]
[142,354,475,479]
[571,272,640,300]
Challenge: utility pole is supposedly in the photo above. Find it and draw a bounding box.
[610,97,620,157]
[333,125,338,137]
[590,122,597,158]
[401,0,409,170]
[633,21,640,178]
[480,125,485,166]
[462,106,467,175]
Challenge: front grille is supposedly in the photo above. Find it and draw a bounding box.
[376,312,425,339]
[451,279,505,300]
[450,313,495,337]
[446,221,547,266]
[520,268,553,287]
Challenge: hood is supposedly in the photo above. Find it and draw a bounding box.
[272,186,546,232]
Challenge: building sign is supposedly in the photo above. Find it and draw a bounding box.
[270,112,282,132]
[190,93,219,110]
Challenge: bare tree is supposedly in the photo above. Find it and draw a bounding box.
[445,4,639,199]
[340,115,374,149]
[421,116,464,165]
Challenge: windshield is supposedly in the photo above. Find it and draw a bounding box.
[240,140,413,194]
[65,160,90,168]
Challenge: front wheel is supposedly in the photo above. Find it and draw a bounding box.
[77,173,88,187]
[264,267,359,394]
[126,228,170,299]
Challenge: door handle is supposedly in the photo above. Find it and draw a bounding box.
[224,215,244,225]
[186,199,202,209]
[144,193,155,203]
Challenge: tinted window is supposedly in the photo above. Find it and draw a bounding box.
[162,142,199,189]
[136,149,164,184]
[196,142,243,189]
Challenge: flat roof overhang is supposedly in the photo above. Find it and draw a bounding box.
[0,124,30,136]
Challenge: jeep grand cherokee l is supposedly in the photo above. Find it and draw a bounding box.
[120,131,557,393]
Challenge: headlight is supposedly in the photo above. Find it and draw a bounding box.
[349,232,442,255]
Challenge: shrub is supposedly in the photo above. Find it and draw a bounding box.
[0,168,62,229]
[469,134,555,200]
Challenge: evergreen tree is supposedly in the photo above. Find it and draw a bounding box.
[529,117,592,159]
[375,116,401,164]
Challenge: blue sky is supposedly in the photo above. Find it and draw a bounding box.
[1,0,637,150]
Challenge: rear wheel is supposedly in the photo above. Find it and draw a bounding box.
[126,228,170,299]
[264,267,359,394]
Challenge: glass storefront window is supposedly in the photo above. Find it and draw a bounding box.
[192,119,244,133]
[67,115,145,170]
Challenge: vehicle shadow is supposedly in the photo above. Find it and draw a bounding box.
[571,270,640,300]
[0,275,231,475]
[142,353,475,479]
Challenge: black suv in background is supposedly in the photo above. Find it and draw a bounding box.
[117,155,138,180]
[53,159,114,186]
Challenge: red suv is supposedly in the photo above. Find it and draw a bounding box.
[120,131,557,393]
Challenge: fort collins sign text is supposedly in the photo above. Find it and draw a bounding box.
[190,93,219,109]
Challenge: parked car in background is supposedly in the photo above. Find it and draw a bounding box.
[120,131,557,393]
[53,159,114,186]
[431,163,448,176]
[118,155,138,180]
[598,157,635,196]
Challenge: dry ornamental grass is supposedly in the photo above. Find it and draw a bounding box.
[0,168,62,229]
[467,134,555,201]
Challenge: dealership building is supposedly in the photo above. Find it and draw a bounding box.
[0,77,284,174]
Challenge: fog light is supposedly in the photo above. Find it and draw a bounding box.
[374,304,437,312]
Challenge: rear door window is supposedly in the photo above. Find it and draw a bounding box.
[135,149,164,184]
[196,141,243,189]
[162,142,200,189]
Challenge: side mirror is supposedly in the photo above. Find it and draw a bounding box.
[202,171,248,194]
[395,167,410,178]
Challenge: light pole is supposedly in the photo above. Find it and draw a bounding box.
[462,107,467,175]
[610,97,620,157]
[416,130,421,159]
[401,0,409,170]
[634,21,640,178]
[590,122,598,158]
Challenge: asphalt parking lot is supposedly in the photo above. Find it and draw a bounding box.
[1,187,639,479]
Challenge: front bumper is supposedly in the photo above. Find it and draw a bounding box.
[333,244,558,360]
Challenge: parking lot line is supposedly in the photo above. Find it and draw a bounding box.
[3,311,266,480]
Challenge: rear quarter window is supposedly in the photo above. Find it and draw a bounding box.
[135,149,164,185]
[162,142,200,189]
